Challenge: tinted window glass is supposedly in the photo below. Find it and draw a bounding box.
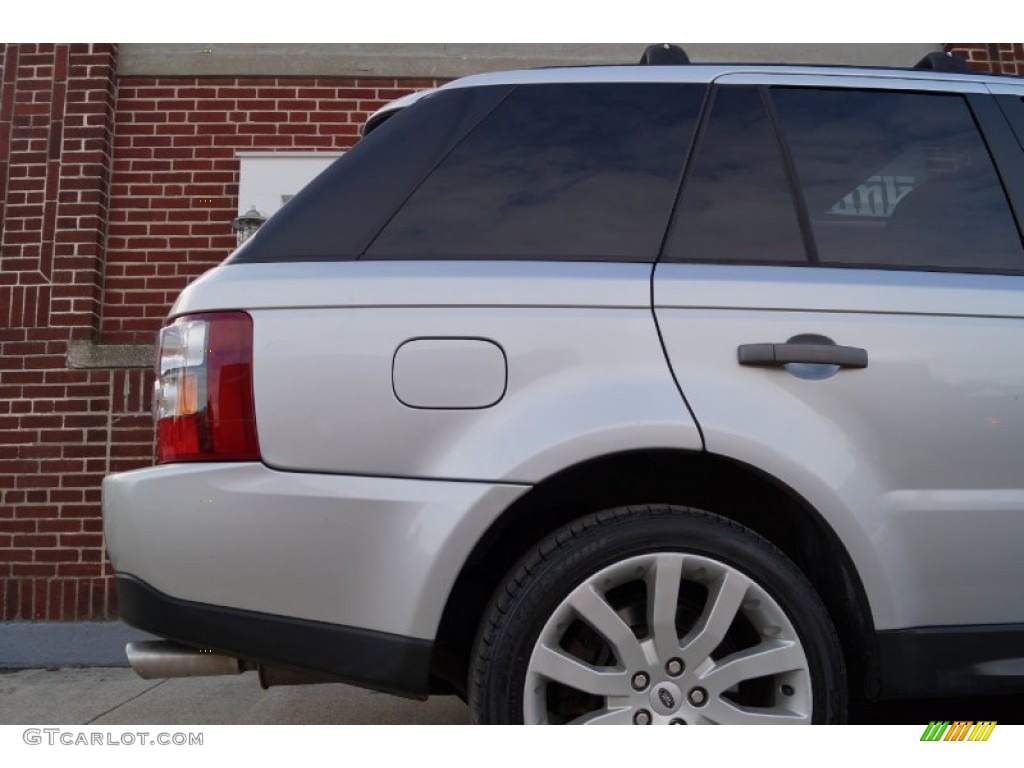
[664,86,807,264]
[366,83,705,261]
[229,86,513,263]
[773,88,1024,272]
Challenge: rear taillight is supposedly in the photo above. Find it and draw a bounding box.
[154,311,260,463]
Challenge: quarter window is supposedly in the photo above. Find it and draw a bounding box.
[367,83,705,262]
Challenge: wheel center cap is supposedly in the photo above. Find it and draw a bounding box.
[649,681,683,716]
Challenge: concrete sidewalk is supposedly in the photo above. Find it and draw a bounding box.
[0,668,468,725]
[3,666,1022,725]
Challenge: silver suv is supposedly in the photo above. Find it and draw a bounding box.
[102,47,1024,725]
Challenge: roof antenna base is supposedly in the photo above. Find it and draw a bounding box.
[639,44,690,66]
[914,51,973,73]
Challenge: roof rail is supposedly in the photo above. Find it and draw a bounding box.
[639,44,690,66]
[914,51,973,74]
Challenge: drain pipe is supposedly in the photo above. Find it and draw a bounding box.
[257,665,346,689]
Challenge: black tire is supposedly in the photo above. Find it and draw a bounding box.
[469,505,846,724]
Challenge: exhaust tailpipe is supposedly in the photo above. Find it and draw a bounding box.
[126,641,245,679]
[126,641,345,687]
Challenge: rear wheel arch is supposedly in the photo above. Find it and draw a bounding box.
[431,449,877,701]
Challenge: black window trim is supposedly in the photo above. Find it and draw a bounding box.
[656,84,814,268]
[993,93,1024,153]
[970,93,1024,251]
[760,85,821,264]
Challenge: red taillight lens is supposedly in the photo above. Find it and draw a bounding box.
[155,311,260,463]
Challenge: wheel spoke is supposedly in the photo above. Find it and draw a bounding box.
[705,699,810,725]
[647,554,684,660]
[530,642,633,696]
[570,707,636,725]
[699,640,806,692]
[678,569,749,664]
[568,583,647,670]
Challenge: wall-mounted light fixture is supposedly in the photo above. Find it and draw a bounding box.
[230,205,267,245]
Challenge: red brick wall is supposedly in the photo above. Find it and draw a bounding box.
[1,44,122,621]
[945,43,1024,74]
[1,42,438,621]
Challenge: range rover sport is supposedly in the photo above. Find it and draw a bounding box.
[102,45,1024,725]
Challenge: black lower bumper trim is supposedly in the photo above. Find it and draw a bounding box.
[876,624,1024,699]
[116,574,432,699]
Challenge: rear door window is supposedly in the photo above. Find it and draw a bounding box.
[366,83,705,262]
[772,88,1024,272]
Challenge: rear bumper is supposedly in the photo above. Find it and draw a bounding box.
[103,462,528,647]
[116,574,432,697]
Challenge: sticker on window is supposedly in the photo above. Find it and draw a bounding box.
[828,174,916,218]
